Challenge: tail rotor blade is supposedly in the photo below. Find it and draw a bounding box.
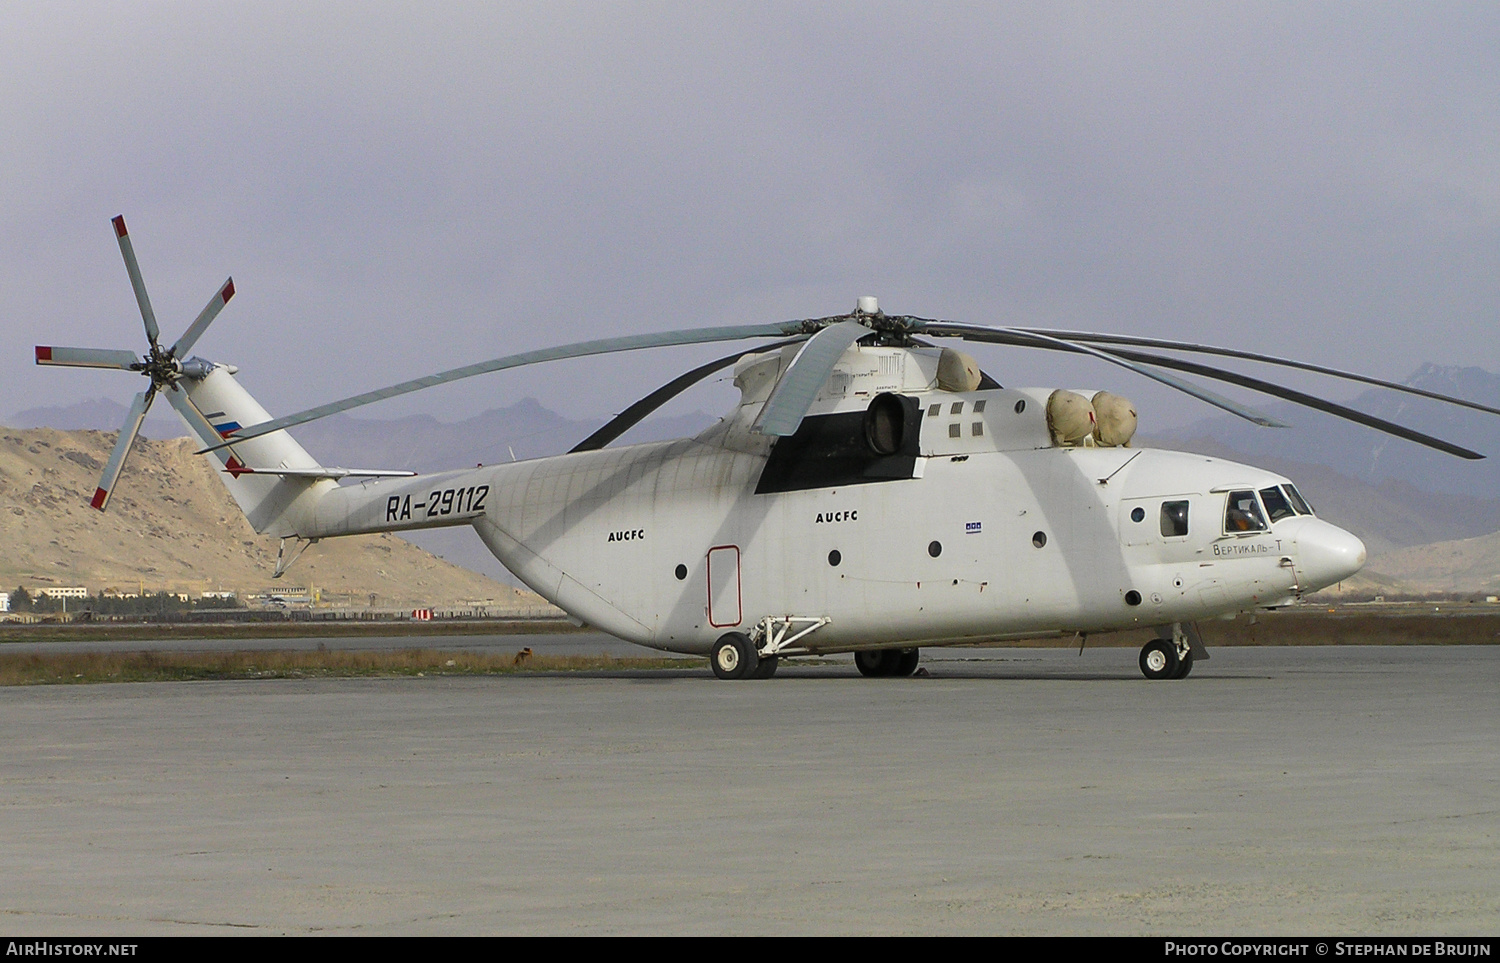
[112,215,160,348]
[164,384,252,478]
[35,346,140,370]
[169,278,235,359]
[91,388,155,511]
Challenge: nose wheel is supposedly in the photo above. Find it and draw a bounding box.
[1139,638,1194,679]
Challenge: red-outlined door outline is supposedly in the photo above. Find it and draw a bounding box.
[706,545,742,628]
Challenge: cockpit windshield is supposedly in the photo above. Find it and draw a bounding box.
[1283,484,1314,516]
[1259,486,1296,523]
[1224,490,1268,533]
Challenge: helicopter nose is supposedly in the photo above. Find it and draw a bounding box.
[1294,519,1367,591]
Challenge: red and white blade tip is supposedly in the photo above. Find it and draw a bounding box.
[90,487,109,511]
[221,279,235,302]
[35,346,52,363]
[112,215,128,238]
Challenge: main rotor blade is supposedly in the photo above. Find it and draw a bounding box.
[34,346,140,370]
[91,388,155,511]
[570,339,806,453]
[922,321,1483,459]
[198,321,803,454]
[169,278,236,359]
[919,321,1288,428]
[1022,329,1500,418]
[1098,345,1486,460]
[754,320,872,436]
[112,215,160,348]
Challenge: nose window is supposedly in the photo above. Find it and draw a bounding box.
[1259,486,1296,523]
[1224,491,1268,533]
[1160,500,1189,537]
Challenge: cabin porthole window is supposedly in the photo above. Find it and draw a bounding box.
[1130,507,1145,523]
[1032,531,1047,548]
[1014,399,1026,414]
[928,540,942,558]
[674,564,688,581]
[828,550,842,567]
[1124,590,1142,606]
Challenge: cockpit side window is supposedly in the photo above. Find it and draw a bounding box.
[1259,486,1295,523]
[1160,500,1189,538]
[1283,484,1314,516]
[1224,490,1267,533]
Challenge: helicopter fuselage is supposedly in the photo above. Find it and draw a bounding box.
[274,348,1365,656]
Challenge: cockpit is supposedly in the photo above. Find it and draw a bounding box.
[1223,484,1315,534]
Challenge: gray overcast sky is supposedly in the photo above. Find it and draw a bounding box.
[3,2,1498,433]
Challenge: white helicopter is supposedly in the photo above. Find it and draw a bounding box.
[37,217,1500,680]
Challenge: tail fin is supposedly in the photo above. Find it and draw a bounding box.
[170,364,337,536]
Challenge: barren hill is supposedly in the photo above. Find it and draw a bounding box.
[1360,530,1500,595]
[0,426,542,609]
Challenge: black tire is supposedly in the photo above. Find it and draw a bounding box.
[1139,639,1180,680]
[1172,649,1194,679]
[711,632,758,680]
[893,648,920,677]
[855,649,897,677]
[750,655,779,679]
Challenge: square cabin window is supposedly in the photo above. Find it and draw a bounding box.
[1161,500,1189,537]
[949,423,962,438]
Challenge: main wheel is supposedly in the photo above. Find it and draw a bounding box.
[855,649,897,677]
[1139,639,1181,680]
[893,648,921,677]
[1171,649,1194,679]
[750,655,779,679]
[711,632,758,680]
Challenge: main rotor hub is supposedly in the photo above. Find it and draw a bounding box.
[139,345,183,390]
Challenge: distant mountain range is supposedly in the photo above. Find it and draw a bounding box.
[6,395,717,470]
[6,396,717,581]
